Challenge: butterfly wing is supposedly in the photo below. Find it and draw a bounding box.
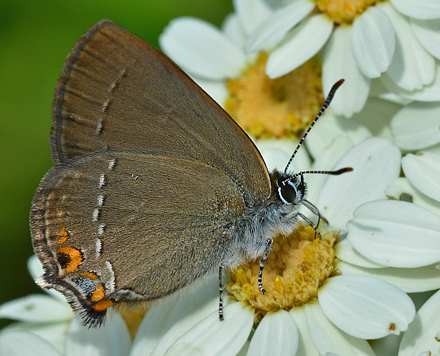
[31,150,245,325]
[51,20,271,204]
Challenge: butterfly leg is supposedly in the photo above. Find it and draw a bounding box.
[258,238,273,294]
[296,211,322,239]
[218,262,227,321]
[302,199,329,225]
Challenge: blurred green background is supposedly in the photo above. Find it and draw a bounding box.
[0,0,233,328]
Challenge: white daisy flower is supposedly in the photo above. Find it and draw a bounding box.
[339,103,440,292]
[4,135,431,356]
[303,99,440,295]
[127,136,422,355]
[160,2,335,139]
[305,96,440,216]
[246,0,440,116]
[7,2,438,352]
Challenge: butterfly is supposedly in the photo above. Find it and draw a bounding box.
[30,20,351,326]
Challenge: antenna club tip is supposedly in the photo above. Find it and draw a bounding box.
[332,79,345,91]
[334,167,353,175]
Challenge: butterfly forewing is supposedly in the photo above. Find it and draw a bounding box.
[51,20,271,205]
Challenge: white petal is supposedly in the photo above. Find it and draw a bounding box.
[65,312,131,356]
[0,331,61,356]
[306,109,371,160]
[247,310,298,356]
[266,14,333,78]
[222,14,246,49]
[164,302,253,356]
[347,200,440,267]
[256,137,310,172]
[352,7,395,78]
[191,77,229,107]
[317,138,401,231]
[337,260,440,293]
[385,177,440,216]
[233,0,272,35]
[350,97,402,141]
[323,26,371,117]
[319,275,415,339]
[410,18,440,60]
[245,0,315,53]
[305,302,376,355]
[159,17,245,80]
[0,295,71,322]
[378,91,413,105]
[131,276,220,356]
[335,239,385,268]
[27,256,66,302]
[402,151,440,202]
[306,137,354,204]
[399,289,440,355]
[380,63,440,101]
[370,78,414,104]
[257,140,295,172]
[390,0,440,19]
[391,102,440,150]
[4,321,69,354]
[379,3,435,90]
[27,255,42,279]
[424,142,440,156]
[289,307,319,356]
[373,84,411,104]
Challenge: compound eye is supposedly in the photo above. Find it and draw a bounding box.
[278,180,301,204]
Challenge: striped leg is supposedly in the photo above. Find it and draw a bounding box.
[218,262,226,321]
[258,238,273,294]
[297,211,322,239]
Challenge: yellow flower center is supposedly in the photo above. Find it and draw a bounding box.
[227,225,339,321]
[225,54,323,138]
[313,0,383,24]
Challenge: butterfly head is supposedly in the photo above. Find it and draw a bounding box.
[272,80,349,206]
[276,173,306,205]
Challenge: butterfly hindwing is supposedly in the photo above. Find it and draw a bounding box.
[31,150,245,325]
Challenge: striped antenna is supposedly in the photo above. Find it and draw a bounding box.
[283,79,345,174]
[289,167,353,181]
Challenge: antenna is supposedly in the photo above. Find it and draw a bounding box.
[283,79,345,174]
[289,167,353,181]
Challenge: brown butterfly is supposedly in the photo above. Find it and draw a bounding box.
[30,20,350,326]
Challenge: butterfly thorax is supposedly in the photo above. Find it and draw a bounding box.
[228,170,307,266]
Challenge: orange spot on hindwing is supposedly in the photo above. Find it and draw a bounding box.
[79,271,99,280]
[91,284,106,302]
[57,227,70,244]
[57,246,83,273]
[92,299,114,312]
[74,270,117,322]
